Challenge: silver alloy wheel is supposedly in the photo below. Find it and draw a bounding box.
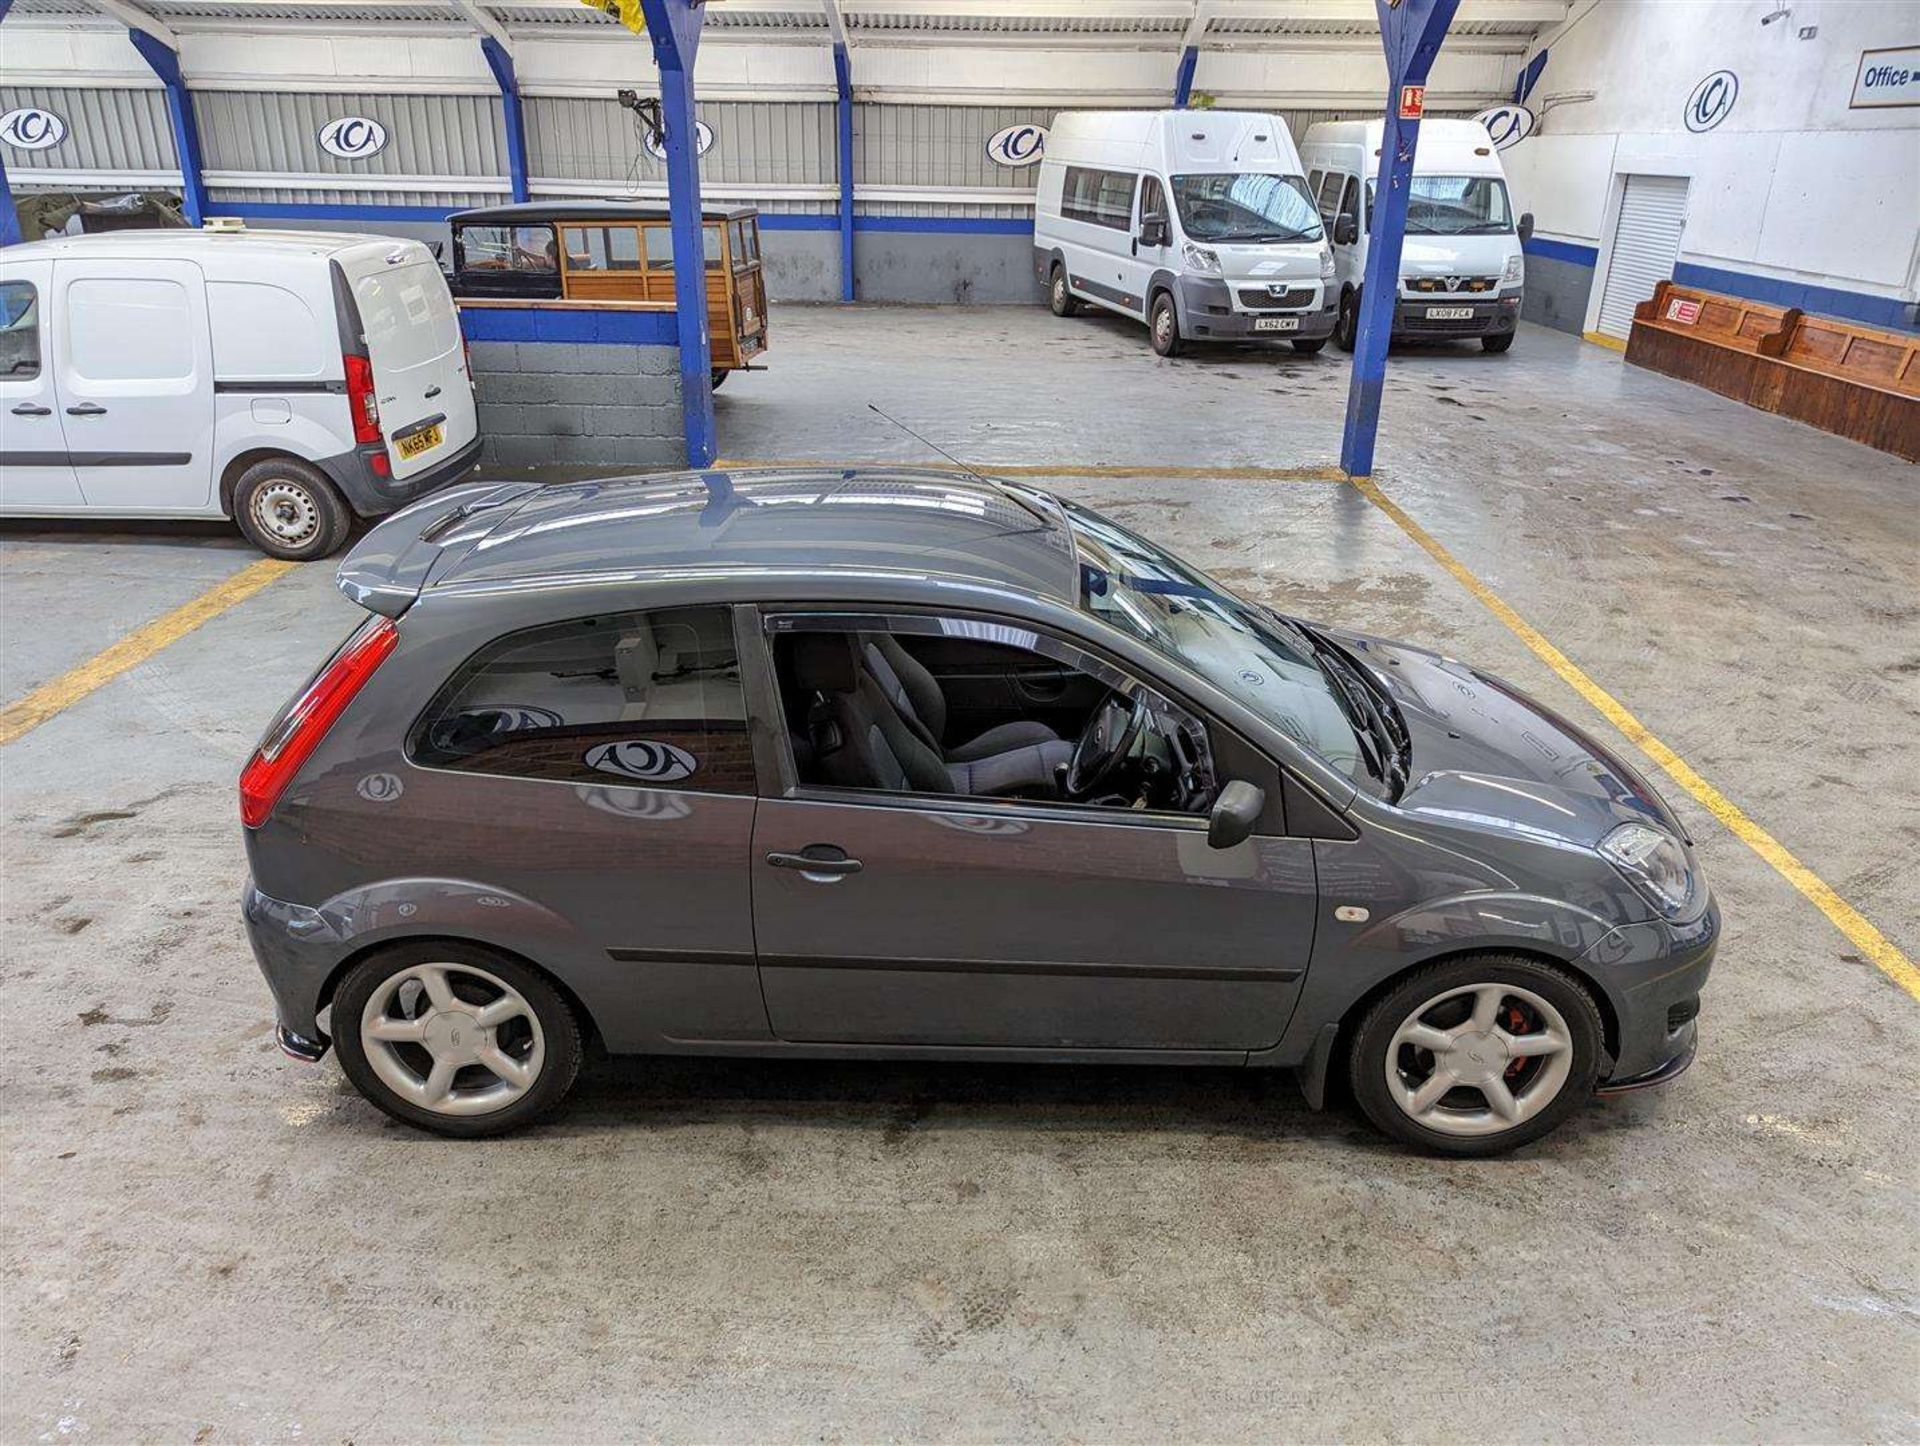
[1385,982,1574,1137]
[360,962,546,1117]
[250,480,321,547]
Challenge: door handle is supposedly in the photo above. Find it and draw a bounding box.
[424,385,442,399]
[65,403,107,417]
[766,850,863,877]
[10,402,51,416]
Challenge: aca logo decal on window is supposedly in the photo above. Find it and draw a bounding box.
[318,116,391,160]
[643,121,715,160]
[985,124,1047,168]
[584,740,698,783]
[1472,104,1536,151]
[1684,71,1738,132]
[0,107,67,151]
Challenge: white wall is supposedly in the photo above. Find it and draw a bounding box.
[1501,0,1920,318]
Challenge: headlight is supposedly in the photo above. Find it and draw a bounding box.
[1182,242,1221,275]
[1320,248,1337,279]
[1597,822,1700,920]
[1502,252,1524,285]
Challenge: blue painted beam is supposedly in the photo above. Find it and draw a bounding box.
[0,0,15,245]
[128,29,209,227]
[833,41,854,302]
[1339,0,1460,479]
[1173,45,1199,106]
[637,0,715,469]
[480,37,530,204]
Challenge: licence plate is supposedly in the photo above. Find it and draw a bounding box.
[1425,306,1474,320]
[395,423,443,461]
[1253,316,1300,332]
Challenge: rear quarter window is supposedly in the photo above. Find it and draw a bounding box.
[353,263,460,371]
[209,281,326,380]
[411,605,756,795]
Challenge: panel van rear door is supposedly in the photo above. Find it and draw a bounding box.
[348,256,476,481]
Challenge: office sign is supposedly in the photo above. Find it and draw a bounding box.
[1684,71,1738,132]
[0,107,67,151]
[1851,47,1920,108]
[985,123,1047,167]
[319,116,390,160]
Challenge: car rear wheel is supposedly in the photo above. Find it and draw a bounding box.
[333,942,583,1138]
[1150,291,1183,356]
[1049,264,1079,317]
[1348,954,1604,1156]
[234,457,352,561]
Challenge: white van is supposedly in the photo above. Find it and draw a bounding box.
[1299,118,1533,354]
[0,225,479,559]
[1034,109,1337,357]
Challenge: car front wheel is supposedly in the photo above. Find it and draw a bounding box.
[332,942,583,1138]
[1348,954,1605,1156]
[1150,291,1183,356]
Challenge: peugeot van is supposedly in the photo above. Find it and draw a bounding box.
[0,224,479,559]
[1034,110,1337,357]
[1300,118,1533,354]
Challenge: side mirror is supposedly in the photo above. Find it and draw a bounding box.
[1333,215,1358,247]
[1517,211,1535,242]
[1140,218,1169,248]
[1207,780,1265,850]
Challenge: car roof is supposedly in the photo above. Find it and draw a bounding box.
[449,201,757,226]
[428,468,1079,602]
[0,227,414,263]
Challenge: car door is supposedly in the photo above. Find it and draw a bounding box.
[53,258,215,512]
[749,611,1319,1052]
[0,260,83,510]
[349,257,477,481]
[1131,174,1174,300]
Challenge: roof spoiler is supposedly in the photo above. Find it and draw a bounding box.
[335,481,541,617]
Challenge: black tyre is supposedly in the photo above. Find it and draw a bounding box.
[711,367,729,390]
[233,456,353,561]
[332,940,584,1139]
[1291,336,1328,355]
[1149,291,1183,357]
[1347,953,1605,1157]
[1334,288,1359,352]
[1482,332,1515,354]
[1048,264,1080,317]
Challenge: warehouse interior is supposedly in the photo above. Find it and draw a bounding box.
[1,0,1917,1441]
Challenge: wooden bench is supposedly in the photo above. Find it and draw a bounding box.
[1626,280,1919,461]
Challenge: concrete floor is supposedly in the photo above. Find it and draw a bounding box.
[3,308,1916,1443]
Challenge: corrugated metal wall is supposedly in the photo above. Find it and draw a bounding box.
[195,90,506,180]
[529,98,835,189]
[0,85,175,172]
[854,103,1054,190]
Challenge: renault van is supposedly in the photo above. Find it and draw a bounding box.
[1300,119,1533,354]
[1034,110,1337,357]
[0,225,479,559]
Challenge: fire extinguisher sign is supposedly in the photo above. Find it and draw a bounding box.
[1399,85,1426,119]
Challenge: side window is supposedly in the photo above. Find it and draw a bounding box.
[562,226,609,271]
[412,605,755,794]
[1306,168,1324,205]
[643,226,674,269]
[0,280,40,379]
[512,226,558,274]
[607,225,642,270]
[1138,175,1167,227]
[702,224,722,272]
[459,225,557,276]
[66,277,193,382]
[1061,166,1137,230]
[1315,170,1344,223]
[1338,176,1360,233]
[768,616,1220,818]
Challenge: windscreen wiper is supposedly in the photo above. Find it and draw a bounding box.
[1295,625,1411,797]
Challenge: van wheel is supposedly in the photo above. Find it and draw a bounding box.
[1291,336,1328,355]
[1334,289,1359,352]
[1150,292,1183,357]
[1482,332,1515,354]
[1049,265,1080,317]
[234,458,353,561]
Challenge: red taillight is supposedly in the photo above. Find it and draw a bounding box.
[344,352,382,445]
[240,618,398,829]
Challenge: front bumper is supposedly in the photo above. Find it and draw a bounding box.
[1392,291,1523,339]
[1177,275,1338,342]
[1579,896,1719,1087]
[315,432,482,520]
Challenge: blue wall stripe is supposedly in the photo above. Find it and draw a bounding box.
[1671,261,1916,334]
[757,213,840,231]
[458,306,677,346]
[1523,235,1599,267]
[853,215,1033,235]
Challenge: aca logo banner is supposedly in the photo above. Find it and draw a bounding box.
[1472,104,1536,150]
[985,123,1047,168]
[643,121,715,160]
[1684,71,1738,132]
[318,116,390,160]
[0,107,67,151]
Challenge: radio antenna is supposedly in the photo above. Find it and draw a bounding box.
[864,403,1054,530]
[866,403,996,486]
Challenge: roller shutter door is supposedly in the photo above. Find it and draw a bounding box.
[1595,174,1690,339]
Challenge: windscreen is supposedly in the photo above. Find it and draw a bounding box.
[1366,175,1513,235]
[1171,173,1325,244]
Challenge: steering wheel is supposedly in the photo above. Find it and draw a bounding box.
[1063,690,1152,799]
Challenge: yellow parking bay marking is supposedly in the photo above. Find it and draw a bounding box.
[1583,330,1628,353]
[1350,472,1920,1004]
[714,458,1347,483]
[0,557,296,747]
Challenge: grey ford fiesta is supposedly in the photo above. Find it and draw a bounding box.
[240,468,1716,1155]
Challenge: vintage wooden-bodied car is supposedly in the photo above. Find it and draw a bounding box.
[445,201,768,386]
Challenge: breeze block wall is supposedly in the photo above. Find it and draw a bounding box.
[458,305,686,470]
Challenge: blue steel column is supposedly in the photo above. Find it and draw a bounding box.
[638,0,715,467]
[1173,46,1199,107]
[480,37,530,204]
[1339,0,1459,478]
[0,0,16,245]
[834,41,854,302]
[128,30,210,227]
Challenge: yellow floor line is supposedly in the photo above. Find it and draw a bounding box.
[1348,472,1920,1004]
[714,458,1346,482]
[0,557,296,748]
[1583,329,1628,353]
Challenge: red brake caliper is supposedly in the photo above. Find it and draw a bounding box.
[1505,1004,1529,1079]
